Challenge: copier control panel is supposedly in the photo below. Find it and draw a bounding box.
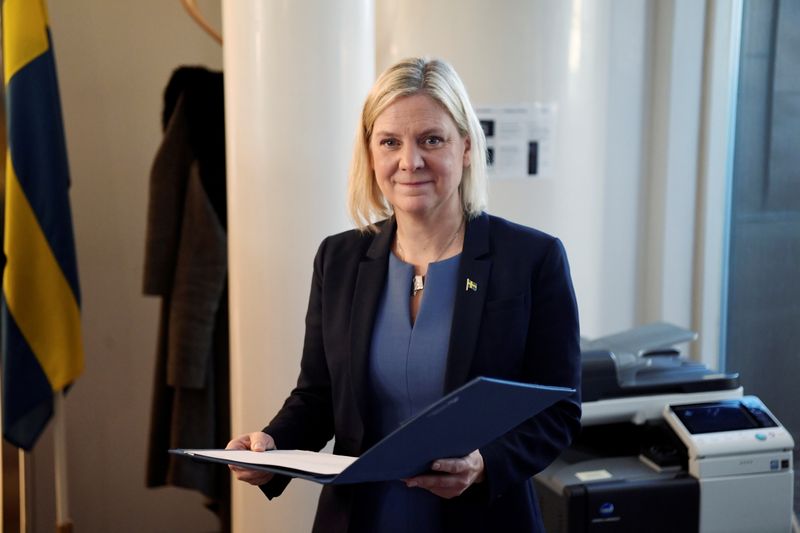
[665,396,794,458]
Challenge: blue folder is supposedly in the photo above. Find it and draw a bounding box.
[171,376,573,484]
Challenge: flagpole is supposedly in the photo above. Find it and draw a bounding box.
[17,448,30,533]
[19,448,27,533]
[53,393,73,533]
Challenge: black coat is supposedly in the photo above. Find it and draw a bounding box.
[144,68,230,524]
[262,212,581,533]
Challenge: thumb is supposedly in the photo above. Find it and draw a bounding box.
[250,432,275,452]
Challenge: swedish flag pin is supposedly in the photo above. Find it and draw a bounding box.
[465,278,478,292]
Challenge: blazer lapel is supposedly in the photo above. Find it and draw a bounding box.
[349,218,395,441]
[444,212,491,393]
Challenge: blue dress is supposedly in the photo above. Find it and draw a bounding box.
[361,252,460,533]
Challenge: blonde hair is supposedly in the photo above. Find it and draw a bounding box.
[348,57,488,231]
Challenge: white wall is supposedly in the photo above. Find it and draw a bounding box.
[30,1,224,532]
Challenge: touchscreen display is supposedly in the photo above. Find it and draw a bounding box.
[673,401,761,434]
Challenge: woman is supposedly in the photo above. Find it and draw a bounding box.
[228,57,581,533]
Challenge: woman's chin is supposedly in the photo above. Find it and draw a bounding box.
[392,197,461,220]
[392,200,436,218]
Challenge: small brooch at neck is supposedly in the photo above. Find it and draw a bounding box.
[412,275,425,296]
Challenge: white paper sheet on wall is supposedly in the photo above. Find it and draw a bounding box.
[475,103,558,180]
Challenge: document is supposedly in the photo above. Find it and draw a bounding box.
[170,376,573,485]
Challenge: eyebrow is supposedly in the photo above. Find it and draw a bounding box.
[372,127,447,138]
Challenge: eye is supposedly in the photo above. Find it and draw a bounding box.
[378,138,399,148]
[423,136,444,146]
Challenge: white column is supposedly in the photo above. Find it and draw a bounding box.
[221,1,374,531]
[376,0,616,337]
[640,0,707,330]
[692,0,743,366]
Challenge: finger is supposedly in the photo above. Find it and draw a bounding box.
[226,432,275,451]
[229,464,253,473]
[226,433,252,450]
[228,462,273,482]
[234,469,273,485]
[406,474,461,490]
[407,475,468,500]
[431,459,467,474]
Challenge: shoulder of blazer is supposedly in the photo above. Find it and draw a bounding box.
[485,213,557,242]
[483,213,562,259]
[314,218,394,270]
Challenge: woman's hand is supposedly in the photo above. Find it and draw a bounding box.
[226,431,276,486]
[403,449,485,499]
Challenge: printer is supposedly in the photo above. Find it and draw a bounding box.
[534,323,795,533]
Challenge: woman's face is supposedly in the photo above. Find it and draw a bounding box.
[369,93,470,221]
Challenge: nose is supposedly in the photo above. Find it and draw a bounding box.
[399,143,424,172]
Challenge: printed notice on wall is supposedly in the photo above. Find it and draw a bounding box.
[475,103,558,180]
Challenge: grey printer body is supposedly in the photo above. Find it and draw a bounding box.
[534,323,794,533]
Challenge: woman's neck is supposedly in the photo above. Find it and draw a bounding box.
[394,208,465,272]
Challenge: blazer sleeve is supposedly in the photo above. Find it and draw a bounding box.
[478,237,581,502]
[259,238,337,499]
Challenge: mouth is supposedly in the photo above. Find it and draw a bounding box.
[395,180,433,187]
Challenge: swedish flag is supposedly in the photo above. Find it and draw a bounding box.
[2,0,84,450]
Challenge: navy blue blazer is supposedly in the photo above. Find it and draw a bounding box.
[261,212,581,533]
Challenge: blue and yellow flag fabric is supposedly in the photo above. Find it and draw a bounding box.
[2,0,84,450]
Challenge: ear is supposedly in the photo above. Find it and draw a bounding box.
[462,136,472,168]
